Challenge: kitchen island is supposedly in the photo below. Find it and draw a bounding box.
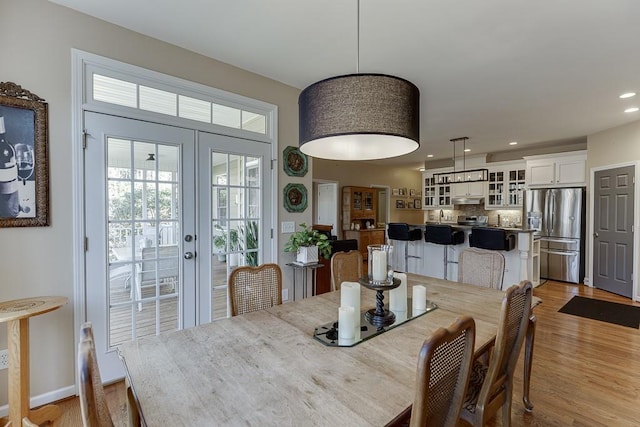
[391,224,540,288]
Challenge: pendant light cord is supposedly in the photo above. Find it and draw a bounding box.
[356,0,360,74]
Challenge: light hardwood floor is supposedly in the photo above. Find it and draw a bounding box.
[48,280,640,426]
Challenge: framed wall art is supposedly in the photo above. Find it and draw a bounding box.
[0,82,49,227]
[283,183,308,212]
[283,146,308,177]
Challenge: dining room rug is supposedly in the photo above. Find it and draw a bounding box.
[558,296,640,329]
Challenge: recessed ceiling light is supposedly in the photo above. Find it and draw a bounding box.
[624,107,639,113]
[620,92,636,99]
[419,167,425,172]
[509,141,518,145]
[464,148,471,152]
[427,154,434,158]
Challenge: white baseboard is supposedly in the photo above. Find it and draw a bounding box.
[583,276,591,286]
[0,385,76,417]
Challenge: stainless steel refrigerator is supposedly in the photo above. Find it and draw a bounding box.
[524,188,585,283]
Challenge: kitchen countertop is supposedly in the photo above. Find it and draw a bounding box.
[410,223,537,233]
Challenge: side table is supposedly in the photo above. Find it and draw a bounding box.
[285,262,324,301]
[0,296,68,427]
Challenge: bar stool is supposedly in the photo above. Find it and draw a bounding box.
[469,227,516,251]
[424,224,464,280]
[387,223,422,272]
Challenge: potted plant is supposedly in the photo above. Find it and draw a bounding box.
[213,225,240,263]
[284,223,332,264]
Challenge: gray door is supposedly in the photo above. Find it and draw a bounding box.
[593,166,634,298]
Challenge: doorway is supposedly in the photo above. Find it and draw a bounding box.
[314,181,338,237]
[592,165,635,298]
[84,112,273,382]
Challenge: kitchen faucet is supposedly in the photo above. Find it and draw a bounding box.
[439,209,444,223]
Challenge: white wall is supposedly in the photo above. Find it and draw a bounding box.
[0,0,310,405]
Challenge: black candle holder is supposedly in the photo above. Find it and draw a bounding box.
[358,277,401,328]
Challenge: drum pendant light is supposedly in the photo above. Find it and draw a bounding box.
[298,0,420,161]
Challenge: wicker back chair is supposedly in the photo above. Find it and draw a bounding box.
[330,250,363,291]
[460,280,533,427]
[458,248,505,290]
[229,263,282,316]
[78,322,114,427]
[385,316,476,427]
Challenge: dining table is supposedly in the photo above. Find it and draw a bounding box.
[118,274,533,426]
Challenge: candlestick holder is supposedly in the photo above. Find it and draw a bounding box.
[359,277,401,328]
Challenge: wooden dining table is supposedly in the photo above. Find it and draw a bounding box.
[118,274,528,426]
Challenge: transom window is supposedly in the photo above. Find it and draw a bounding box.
[92,73,267,135]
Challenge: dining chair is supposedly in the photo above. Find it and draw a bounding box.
[229,263,282,316]
[78,322,115,427]
[459,280,533,427]
[385,316,476,427]
[330,250,363,291]
[458,247,505,290]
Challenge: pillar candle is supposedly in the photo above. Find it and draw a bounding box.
[341,282,361,332]
[338,306,355,340]
[372,250,387,281]
[389,272,408,312]
[413,285,427,311]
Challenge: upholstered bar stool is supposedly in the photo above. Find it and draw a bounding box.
[387,223,422,272]
[469,227,516,251]
[424,224,464,280]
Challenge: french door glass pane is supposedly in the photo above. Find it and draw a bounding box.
[210,151,262,320]
[107,137,181,348]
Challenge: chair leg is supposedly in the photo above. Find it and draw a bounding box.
[523,315,537,412]
[443,245,448,280]
[502,383,513,427]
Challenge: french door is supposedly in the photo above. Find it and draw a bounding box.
[197,132,272,323]
[84,112,273,382]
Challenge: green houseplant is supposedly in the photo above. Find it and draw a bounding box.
[284,223,331,264]
[213,225,240,262]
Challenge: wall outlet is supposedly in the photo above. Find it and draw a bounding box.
[281,221,295,233]
[282,288,289,302]
[0,349,8,370]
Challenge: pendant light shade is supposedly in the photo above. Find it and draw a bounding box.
[298,73,420,160]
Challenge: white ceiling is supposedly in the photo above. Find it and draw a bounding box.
[50,0,640,168]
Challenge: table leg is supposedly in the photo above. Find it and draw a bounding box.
[312,268,317,296]
[302,269,308,299]
[292,269,296,302]
[523,314,537,412]
[8,318,30,426]
[6,319,61,427]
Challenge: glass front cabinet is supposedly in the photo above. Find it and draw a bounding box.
[423,169,453,209]
[485,161,526,209]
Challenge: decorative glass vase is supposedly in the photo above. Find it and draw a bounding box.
[367,244,393,284]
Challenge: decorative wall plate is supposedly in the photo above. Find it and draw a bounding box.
[283,183,307,212]
[283,146,308,177]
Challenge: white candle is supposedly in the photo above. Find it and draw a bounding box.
[340,282,361,333]
[372,250,388,281]
[338,306,356,340]
[413,285,427,311]
[389,272,408,313]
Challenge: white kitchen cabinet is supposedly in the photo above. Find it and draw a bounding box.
[422,169,452,208]
[525,151,586,187]
[452,180,485,198]
[485,161,526,209]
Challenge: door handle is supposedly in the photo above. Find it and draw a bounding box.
[593,232,599,238]
[184,251,195,259]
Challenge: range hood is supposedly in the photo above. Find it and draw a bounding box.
[452,196,485,205]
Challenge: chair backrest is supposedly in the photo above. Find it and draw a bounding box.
[78,322,114,427]
[139,245,179,284]
[410,316,476,427]
[458,247,505,289]
[469,280,533,424]
[228,263,282,316]
[388,223,422,241]
[330,250,363,291]
[469,227,516,251]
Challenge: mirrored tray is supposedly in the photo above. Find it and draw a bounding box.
[313,298,438,347]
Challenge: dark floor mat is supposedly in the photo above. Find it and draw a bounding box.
[558,296,640,329]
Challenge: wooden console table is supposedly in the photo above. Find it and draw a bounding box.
[0,296,67,427]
